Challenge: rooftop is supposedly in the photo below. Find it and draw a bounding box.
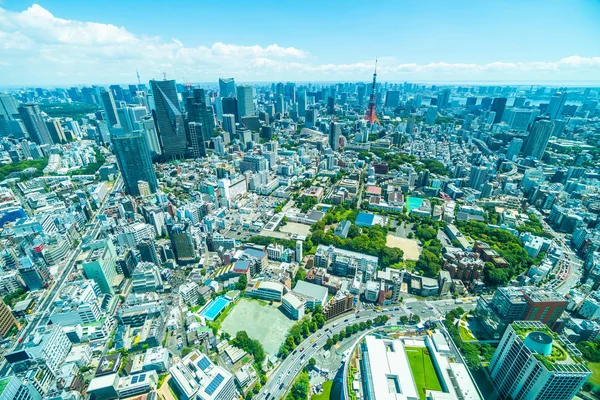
[511,322,590,373]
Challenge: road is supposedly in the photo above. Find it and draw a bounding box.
[257,295,479,400]
[257,308,402,400]
[0,176,123,376]
[537,217,583,294]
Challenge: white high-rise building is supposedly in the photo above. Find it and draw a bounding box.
[489,321,591,400]
[295,240,302,263]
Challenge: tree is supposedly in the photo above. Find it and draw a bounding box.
[181,347,194,356]
[325,338,334,349]
[197,295,207,307]
[399,315,409,324]
[308,358,316,368]
[381,247,404,269]
[235,274,248,291]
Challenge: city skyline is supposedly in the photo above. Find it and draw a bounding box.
[1,1,599,85]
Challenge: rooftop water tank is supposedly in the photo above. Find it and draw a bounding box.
[524,331,553,356]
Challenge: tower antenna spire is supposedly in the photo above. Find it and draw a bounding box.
[136,67,141,86]
[364,58,380,125]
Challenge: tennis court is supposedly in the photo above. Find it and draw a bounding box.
[200,296,231,321]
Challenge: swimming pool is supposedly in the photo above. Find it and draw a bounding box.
[406,196,424,212]
[200,296,231,321]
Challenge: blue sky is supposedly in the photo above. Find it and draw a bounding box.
[1,0,599,85]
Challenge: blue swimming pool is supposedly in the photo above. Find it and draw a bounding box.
[406,196,424,212]
[200,296,231,321]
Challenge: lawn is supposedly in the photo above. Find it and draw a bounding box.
[588,362,600,386]
[405,347,442,400]
[312,380,333,400]
[459,326,476,341]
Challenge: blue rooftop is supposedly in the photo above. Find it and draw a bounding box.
[355,212,375,227]
[244,248,266,259]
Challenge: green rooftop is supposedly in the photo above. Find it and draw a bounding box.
[511,322,590,373]
[0,377,11,396]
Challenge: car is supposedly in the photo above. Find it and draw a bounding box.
[300,347,304,352]
[355,315,360,318]
[407,306,412,309]
[344,319,349,322]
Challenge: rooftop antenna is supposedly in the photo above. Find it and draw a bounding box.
[162,72,167,81]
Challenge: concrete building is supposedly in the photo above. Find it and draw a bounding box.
[169,349,237,400]
[0,299,17,337]
[281,292,305,320]
[292,280,328,310]
[358,334,481,400]
[489,321,590,400]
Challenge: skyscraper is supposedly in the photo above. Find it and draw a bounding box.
[45,119,67,144]
[112,131,158,196]
[468,165,489,190]
[284,82,296,103]
[437,88,450,109]
[219,77,236,98]
[188,122,207,158]
[100,90,120,128]
[150,79,186,159]
[522,119,554,160]
[546,92,567,119]
[489,321,590,400]
[506,138,523,161]
[329,121,341,151]
[490,97,507,123]
[236,85,254,119]
[222,114,236,137]
[18,104,53,145]
[184,88,214,141]
[222,97,239,123]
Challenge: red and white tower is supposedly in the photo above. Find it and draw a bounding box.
[364,59,380,124]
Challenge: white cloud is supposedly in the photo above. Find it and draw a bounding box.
[0,4,598,85]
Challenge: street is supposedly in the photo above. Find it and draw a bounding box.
[0,176,123,377]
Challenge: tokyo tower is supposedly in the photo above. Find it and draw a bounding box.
[364,59,380,124]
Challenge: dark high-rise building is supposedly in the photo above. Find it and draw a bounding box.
[18,104,53,145]
[480,96,492,110]
[222,97,239,123]
[523,119,554,160]
[327,96,335,115]
[185,88,215,141]
[138,239,160,266]
[188,122,207,158]
[466,97,477,108]
[437,88,450,109]
[109,84,125,102]
[150,79,186,159]
[490,97,507,123]
[546,92,567,119]
[284,82,296,103]
[46,119,67,144]
[329,121,340,151]
[100,90,120,128]
[219,78,236,98]
[385,90,400,108]
[170,223,195,265]
[112,131,158,196]
[513,96,526,108]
